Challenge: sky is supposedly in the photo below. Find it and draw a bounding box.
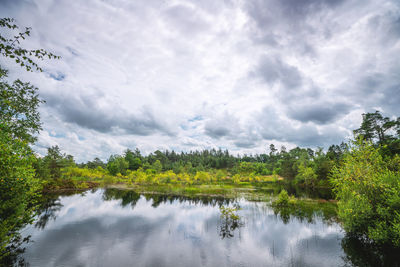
[1,0,399,162]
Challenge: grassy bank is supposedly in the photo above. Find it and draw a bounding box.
[42,167,284,194]
[43,176,281,200]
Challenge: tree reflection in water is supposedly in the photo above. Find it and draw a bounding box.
[271,199,400,266]
[34,194,63,230]
[341,235,400,267]
[102,188,233,209]
[271,199,337,225]
[0,190,78,266]
[102,188,141,208]
[0,234,31,267]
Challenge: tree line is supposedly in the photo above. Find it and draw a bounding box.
[34,109,399,188]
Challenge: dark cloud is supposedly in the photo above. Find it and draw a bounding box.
[380,82,400,114]
[204,125,230,139]
[249,0,400,146]
[0,0,35,9]
[234,139,257,149]
[367,10,400,45]
[245,0,350,64]
[341,68,400,115]
[269,0,344,18]
[204,113,240,139]
[257,106,347,147]
[287,102,351,124]
[42,91,173,136]
[252,55,303,89]
[246,0,345,33]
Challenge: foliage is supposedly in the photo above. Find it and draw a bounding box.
[84,157,106,169]
[0,17,58,262]
[354,110,400,155]
[124,149,142,170]
[0,129,41,259]
[152,160,162,173]
[0,70,43,143]
[62,166,107,180]
[295,164,318,187]
[107,155,129,176]
[331,141,400,246]
[194,171,211,183]
[41,146,74,179]
[272,189,296,207]
[220,205,241,221]
[354,111,399,144]
[0,18,59,72]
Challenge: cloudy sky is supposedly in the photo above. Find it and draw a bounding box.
[1,0,399,162]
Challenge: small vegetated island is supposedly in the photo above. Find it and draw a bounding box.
[1,17,400,266]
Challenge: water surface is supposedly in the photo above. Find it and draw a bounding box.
[18,188,399,267]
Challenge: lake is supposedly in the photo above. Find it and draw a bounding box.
[14,188,399,266]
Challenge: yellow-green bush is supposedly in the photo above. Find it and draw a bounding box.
[62,166,106,180]
[195,171,211,184]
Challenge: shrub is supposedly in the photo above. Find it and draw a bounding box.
[194,171,211,183]
[331,142,400,246]
[295,164,318,187]
[232,174,241,184]
[216,170,226,181]
[103,175,115,185]
[273,189,297,207]
[274,189,289,206]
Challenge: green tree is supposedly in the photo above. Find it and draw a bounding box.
[0,17,58,263]
[314,148,334,183]
[124,149,141,170]
[152,160,162,173]
[0,126,40,261]
[331,141,400,246]
[295,164,318,187]
[41,146,74,179]
[354,111,400,154]
[107,155,129,176]
[0,70,43,143]
[238,162,255,174]
[86,157,105,169]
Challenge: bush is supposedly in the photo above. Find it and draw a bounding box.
[331,141,400,246]
[274,189,289,206]
[232,174,241,184]
[273,189,296,207]
[216,170,226,181]
[295,164,317,187]
[103,175,115,185]
[194,171,211,183]
[107,155,128,176]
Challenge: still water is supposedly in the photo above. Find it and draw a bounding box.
[17,189,396,266]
